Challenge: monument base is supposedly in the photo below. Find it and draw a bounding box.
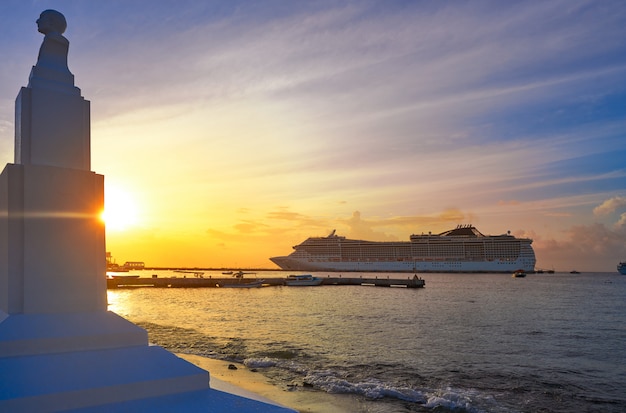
[64,388,292,413]
[0,311,295,412]
[0,163,107,315]
[0,311,146,357]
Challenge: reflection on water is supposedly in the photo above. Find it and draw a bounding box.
[108,270,626,413]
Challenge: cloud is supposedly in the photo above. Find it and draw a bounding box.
[333,209,477,241]
[266,209,327,228]
[593,196,626,216]
[233,220,268,234]
[533,222,626,271]
[617,213,626,229]
[339,211,397,241]
[3,1,625,270]
[498,200,521,206]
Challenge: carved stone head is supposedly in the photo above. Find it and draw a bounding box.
[36,9,67,35]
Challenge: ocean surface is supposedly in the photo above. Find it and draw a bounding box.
[107,271,626,413]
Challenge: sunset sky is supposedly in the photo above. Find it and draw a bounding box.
[1,1,625,271]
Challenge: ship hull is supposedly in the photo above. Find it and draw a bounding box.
[270,256,535,273]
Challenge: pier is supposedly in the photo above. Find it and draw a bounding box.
[106,275,425,289]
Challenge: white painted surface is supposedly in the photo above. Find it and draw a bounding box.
[15,88,90,170]
[0,164,106,314]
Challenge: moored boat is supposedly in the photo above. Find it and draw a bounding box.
[618,262,626,275]
[218,280,265,288]
[217,271,264,288]
[512,270,526,278]
[284,274,323,286]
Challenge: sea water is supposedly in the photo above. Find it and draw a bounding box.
[108,271,626,412]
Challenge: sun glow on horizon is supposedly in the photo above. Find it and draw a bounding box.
[102,185,140,231]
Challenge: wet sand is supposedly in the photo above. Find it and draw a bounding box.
[179,354,359,413]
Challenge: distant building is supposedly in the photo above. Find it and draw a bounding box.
[124,261,145,270]
[106,253,144,271]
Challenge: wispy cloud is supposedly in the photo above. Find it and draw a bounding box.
[1,0,625,269]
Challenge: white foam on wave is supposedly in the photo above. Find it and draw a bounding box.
[424,386,492,413]
[242,357,428,403]
[243,357,278,368]
[243,357,496,409]
[303,370,426,402]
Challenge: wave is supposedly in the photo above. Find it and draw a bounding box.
[304,370,426,402]
[242,356,500,412]
[138,322,504,411]
[424,387,497,413]
[244,357,279,369]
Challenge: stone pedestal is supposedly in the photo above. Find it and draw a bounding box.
[0,164,105,315]
[15,87,90,170]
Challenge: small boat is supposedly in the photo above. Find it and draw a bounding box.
[285,274,323,286]
[618,262,626,275]
[232,270,256,277]
[218,280,265,288]
[107,264,129,272]
[570,270,580,274]
[218,271,264,288]
[512,270,527,278]
[174,270,205,278]
[110,274,140,279]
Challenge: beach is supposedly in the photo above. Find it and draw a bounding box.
[179,354,358,413]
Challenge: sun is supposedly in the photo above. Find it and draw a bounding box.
[101,185,140,231]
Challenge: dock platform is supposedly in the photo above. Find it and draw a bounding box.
[106,275,425,289]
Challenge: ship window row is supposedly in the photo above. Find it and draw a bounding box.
[298,242,523,259]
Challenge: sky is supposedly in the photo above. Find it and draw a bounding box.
[1,0,625,271]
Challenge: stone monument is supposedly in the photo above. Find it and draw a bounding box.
[0,10,293,412]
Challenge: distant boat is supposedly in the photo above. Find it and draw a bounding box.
[285,274,323,286]
[105,253,143,272]
[174,270,205,278]
[570,270,581,274]
[232,271,256,277]
[618,262,626,275]
[107,263,129,272]
[218,280,265,288]
[218,271,263,288]
[512,270,527,278]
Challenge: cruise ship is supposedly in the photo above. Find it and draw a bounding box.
[270,225,536,273]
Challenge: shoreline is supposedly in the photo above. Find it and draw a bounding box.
[178,354,360,413]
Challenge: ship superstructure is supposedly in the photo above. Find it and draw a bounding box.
[270,225,536,273]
